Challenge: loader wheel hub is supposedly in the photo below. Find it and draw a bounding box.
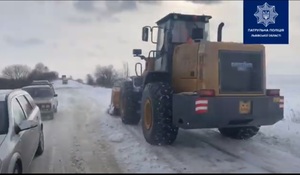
[144,99,153,130]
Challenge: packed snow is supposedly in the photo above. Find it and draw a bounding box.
[49,74,300,173]
[108,133,124,143]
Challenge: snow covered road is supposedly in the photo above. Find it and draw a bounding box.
[29,82,122,173]
[29,76,300,173]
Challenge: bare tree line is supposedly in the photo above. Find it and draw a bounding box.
[2,64,31,80]
[86,62,130,88]
[1,61,131,89]
[0,62,59,89]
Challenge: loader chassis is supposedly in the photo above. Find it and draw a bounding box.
[109,13,284,146]
[173,94,284,129]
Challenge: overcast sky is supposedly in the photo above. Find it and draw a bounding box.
[0,1,299,80]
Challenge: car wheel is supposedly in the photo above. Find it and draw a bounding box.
[35,131,44,156]
[13,163,21,173]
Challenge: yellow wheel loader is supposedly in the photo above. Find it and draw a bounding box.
[109,13,284,145]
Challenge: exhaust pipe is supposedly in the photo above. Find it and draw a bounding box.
[217,22,224,42]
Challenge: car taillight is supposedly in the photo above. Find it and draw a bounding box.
[266,89,280,96]
[197,89,215,97]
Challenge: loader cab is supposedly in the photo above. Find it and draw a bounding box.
[140,13,212,74]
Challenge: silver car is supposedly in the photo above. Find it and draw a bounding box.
[22,85,58,119]
[0,89,44,173]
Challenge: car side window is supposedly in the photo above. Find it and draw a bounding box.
[24,94,36,108]
[17,95,33,117]
[12,98,26,125]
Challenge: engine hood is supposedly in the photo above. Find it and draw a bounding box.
[34,97,53,104]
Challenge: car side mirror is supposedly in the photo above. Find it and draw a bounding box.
[54,94,58,97]
[142,27,149,42]
[133,49,142,57]
[15,120,38,134]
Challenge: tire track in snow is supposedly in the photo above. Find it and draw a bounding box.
[121,123,269,173]
[83,87,177,173]
[187,129,300,172]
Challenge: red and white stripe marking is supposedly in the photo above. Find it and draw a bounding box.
[279,98,284,108]
[195,98,208,114]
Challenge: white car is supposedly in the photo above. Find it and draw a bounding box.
[0,89,44,173]
[22,85,58,119]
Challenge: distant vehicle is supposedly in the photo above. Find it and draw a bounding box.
[0,89,44,173]
[22,85,58,119]
[62,75,68,84]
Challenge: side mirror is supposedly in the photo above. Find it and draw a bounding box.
[133,49,142,57]
[15,120,38,134]
[191,28,204,41]
[54,94,58,97]
[142,27,149,42]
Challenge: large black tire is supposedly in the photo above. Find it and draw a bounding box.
[35,130,44,156]
[120,81,140,125]
[218,126,260,140]
[141,82,178,145]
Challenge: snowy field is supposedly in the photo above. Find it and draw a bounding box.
[28,75,300,173]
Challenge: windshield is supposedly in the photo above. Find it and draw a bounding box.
[0,101,8,135]
[32,82,49,85]
[171,20,209,43]
[23,87,53,98]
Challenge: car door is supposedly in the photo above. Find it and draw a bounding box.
[16,95,40,158]
[11,98,32,169]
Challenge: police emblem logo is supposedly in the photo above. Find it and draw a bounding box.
[262,10,270,20]
[254,2,279,27]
